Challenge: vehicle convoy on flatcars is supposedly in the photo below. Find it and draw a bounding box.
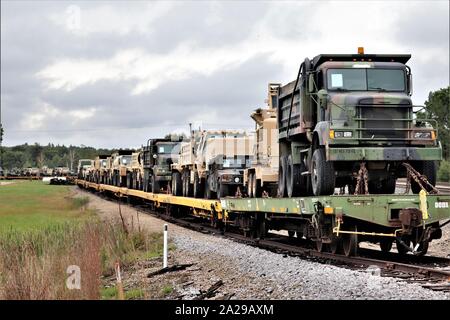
[76,49,449,258]
[171,129,253,199]
[276,47,442,197]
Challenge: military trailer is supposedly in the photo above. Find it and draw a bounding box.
[244,84,280,198]
[142,139,180,193]
[127,150,144,190]
[172,130,253,199]
[110,150,133,187]
[276,48,442,197]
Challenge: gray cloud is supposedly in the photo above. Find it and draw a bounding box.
[1,1,449,148]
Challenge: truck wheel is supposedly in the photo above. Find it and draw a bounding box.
[277,156,287,197]
[217,182,229,199]
[172,172,182,196]
[311,148,335,196]
[151,176,160,193]
[286,155,300,198]
[252,173,262,198]
[193,173,203,198]
[182,170,192,197]
[205,180,214,199]
[368,177,396,194]
[126,173,132,189]
[411,161,436,194]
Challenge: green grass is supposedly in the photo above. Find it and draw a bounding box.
[100,287,145,300]
[0,181,93,232]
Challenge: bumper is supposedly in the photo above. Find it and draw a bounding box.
[327,146,442,161]
[155,175,171,182]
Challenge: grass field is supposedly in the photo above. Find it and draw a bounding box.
[0,181,164,300]
[0,181,92,232]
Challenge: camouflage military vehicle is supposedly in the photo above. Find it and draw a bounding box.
[93,155,109,184]
[172,130,253,199]
[142,139,180,193]
[127,150,144,190]
[110,150,133,187]
[276,48,442,197]
[77,160,94,180]
[244,84,280,197]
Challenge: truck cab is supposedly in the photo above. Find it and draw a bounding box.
[277,48,441,196]
[143,139,180,193]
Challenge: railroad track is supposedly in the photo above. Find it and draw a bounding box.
[91,190,450,293]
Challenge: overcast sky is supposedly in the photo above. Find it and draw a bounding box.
[1,0,449,148]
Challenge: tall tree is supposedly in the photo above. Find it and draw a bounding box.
[418,87,450,160]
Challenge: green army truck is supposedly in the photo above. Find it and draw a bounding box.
[142,138,180,193]
[276,48,442,197]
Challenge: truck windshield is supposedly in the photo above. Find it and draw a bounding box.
[121,156,132,165]
[327,69,405,91]
[157,144,174,154]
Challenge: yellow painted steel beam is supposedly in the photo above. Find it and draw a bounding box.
[76,180,222,213]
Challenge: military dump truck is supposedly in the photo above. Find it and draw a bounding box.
[172,130,253,199]
[276,48,442,197]
[127,150,144,190]
[92,155,109,183]
[77,160,94,180]
[244,84,280,197]
[142,139,180,193]
[109,150,133,187]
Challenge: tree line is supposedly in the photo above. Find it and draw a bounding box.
[0,143,114,172]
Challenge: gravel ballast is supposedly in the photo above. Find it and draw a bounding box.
[76,187,450,300]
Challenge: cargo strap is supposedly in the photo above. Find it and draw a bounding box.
[403,163,439,194]
[354,162,369,195]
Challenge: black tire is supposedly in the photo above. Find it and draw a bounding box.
[193,172,203,198]
[286,155,301,198]
[411,161,437,194]
[277,156,287,197]
[182,170,192,197]
[205,180,214,199]
[369,177,396,194]
[151,175,160,193]
[252,173,261,198]
[217,182,229,199]
[172,172,182,196]
[311,148,335,196]
[126,173,132,189]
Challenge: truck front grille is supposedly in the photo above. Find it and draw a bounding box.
[357,105,410,142]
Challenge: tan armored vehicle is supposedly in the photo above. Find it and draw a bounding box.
[77,160,94,180]
[244,84,280,197]
[110,150,133,187]
[172,130,253,199]
[93,155,109,183]
[127,150,144,190]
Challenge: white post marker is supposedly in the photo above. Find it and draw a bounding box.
[163,224,168,268]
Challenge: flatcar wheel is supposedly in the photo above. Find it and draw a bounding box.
[380,238,393,253]
[342,225,358,256]
[316,239,326,252]
[396,237,411,255]
[330,236,342,254]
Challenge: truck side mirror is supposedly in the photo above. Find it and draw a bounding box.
[407,73,413,96]
[308,74,315,93]
[317,89,328,109]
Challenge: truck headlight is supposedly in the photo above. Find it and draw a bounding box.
[234,177,240,183]
[332,131,353,138]
[414,132,432,139]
